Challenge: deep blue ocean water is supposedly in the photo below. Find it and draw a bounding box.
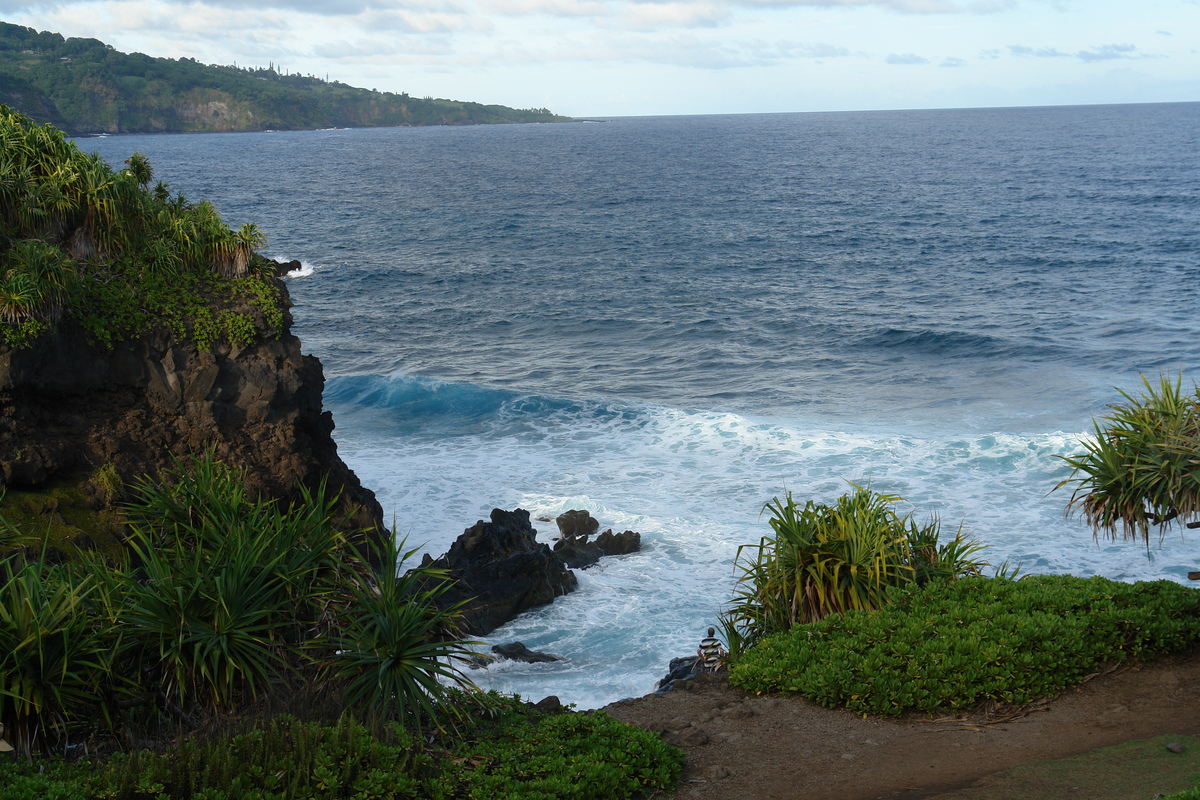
[81,102,1200,707]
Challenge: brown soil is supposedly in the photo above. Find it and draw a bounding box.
[602,652,1200,800]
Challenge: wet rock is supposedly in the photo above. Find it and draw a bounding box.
[556,509,600,539]
[492,642,563,663]
[533,696,563,712]
[0,263,384,550]
[655,655,702,693]
[424,509,578,636]
[553,526,641,569]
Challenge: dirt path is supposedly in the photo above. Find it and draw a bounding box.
[603,652,1200,799]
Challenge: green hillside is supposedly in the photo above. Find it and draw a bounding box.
[0,21,571,135]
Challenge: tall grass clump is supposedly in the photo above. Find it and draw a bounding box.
[1057,373,1200,546]
[720,486,987,656]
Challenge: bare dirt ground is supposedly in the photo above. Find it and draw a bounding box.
[603,652,1200,800]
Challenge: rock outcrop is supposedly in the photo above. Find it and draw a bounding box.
[491,642,562,663]
[425,508,578,636]
[0,269,383,539]
[551,509,641,570]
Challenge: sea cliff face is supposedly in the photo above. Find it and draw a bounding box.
[0,273,383,535]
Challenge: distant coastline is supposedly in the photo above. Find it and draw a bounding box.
[0,20,572,136]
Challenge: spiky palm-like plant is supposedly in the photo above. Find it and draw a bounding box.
[0,554,115,758]
[721,486,987,656]
[332,535,477,731]
[1057,374,1200,546]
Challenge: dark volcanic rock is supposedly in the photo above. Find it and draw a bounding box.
[553,527,641,570]
[492,642,563,663]
[656,655,703,693]
[427,508,577,636]
[556,509,600,539]
[0,268,384,543]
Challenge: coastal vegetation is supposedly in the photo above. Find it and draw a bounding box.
[0,22,570,135]
[719,486,989,657]
[0,108,681,798]
[728,574,1200,715]
[0,453,684,798]
[0,104,283,350]
[1057,373,1200,547]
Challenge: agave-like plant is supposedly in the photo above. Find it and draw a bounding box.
[721,485,988,654]
[1057,374,1200,546]
[332,535,477,731]
[117,452,367,712]
[0,553,115,758]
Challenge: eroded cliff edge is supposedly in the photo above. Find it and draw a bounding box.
[0,269,384,538]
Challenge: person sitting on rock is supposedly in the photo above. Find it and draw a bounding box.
[697,627,726,673]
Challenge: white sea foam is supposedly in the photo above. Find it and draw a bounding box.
[331,397,1195,710]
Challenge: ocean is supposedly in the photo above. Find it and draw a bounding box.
[80,102,1200,708]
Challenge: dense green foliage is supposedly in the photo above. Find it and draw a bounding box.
[0,22,570,135]
[0,104,281,349]
[720,486,988,656]
[1057,374,1200,545]
[0,700,683,800]
[729,574,1200,716]
[0,452,474,758]
[0,758,87,799]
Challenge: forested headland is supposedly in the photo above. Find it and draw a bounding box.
[0,21,571,135]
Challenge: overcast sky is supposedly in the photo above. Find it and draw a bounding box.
[4,0,1198,117]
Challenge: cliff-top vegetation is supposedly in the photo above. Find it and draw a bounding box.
[0,21,571,135]
[0,104,282,351]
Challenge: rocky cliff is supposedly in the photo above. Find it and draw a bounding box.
[0,266,383,538]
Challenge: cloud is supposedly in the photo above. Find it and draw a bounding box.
[617,1,729,30]
[1009,43,1153,63]
[885,52,928,64]
[1008,44,1069,58]
[939,56,965,67]
[1076,43,1138,62]
[776,41,852,58]
[731,0,1013,11]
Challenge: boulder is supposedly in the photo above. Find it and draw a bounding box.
[553,528,641,570]
[556,509,600,539]
[656,655,702,693]
[426,508,577,636]
[492,642,562,663]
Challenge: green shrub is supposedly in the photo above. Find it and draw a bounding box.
[445,703,684,800]
[0,552,116,757]
[0,758,90,799]
[721,486,987,655]
[332,535,477,731]
[91,714,438,800]
[729,575,1200,716]
[86,701,683,800]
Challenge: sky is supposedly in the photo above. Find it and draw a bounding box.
[1,0,1198,117]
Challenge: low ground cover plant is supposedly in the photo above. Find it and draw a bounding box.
[729,574,1200,716]
[0,699,683,800]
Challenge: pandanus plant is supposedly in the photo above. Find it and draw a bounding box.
[721,485,987,656]
[1057,374,1200,546]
